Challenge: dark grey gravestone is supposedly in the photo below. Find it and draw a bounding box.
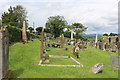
[105,43,109,51]
[110,55,120,69]
[0,28,9,80]
[99,42,102,50]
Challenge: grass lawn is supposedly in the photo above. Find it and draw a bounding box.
[9,39,118,78]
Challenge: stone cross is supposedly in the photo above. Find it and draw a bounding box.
[22,21,27,43]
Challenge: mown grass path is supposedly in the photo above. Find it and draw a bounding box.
[9,39,118,78]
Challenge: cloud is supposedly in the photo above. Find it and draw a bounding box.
[0,0,119,34]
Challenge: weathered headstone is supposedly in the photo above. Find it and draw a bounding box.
[39,28,49,64]
[61,34,64,48]
[0,27,9,80]
[110,55,120,69]
[110,43,116,52]
[22,21,27,43]
[91,63,104,74]
[99,42,105,50]
[105,43,109,51]
[73,43,80,58]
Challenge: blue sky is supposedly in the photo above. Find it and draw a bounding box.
[0,0,119,34]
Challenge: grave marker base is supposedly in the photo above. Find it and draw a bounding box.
[38,55,83,67]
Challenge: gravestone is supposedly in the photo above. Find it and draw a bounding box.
[99,42,105,50]
[40,28,49,63]
[40,28,45,60]
[70,30,74,46]
[105,43,109,51]
[109,43,116,52]
[94,34,98,48]
[61,34,64,48]
[0,27,9,80]
[22,21,27,43]
[110,55,120,69]
[91,63,104,74]
[117,42,120,49]
[73,43,80,58]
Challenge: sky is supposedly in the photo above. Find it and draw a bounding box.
[0,0,119,34]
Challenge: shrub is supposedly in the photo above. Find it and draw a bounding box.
[8,26,39,44]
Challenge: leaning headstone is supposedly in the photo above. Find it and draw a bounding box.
[0,27,10,80]
[91,63,104,74]
[22,21,27,43]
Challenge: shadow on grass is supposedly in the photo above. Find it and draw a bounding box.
[10,68,24,78]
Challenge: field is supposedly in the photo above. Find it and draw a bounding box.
[9,39,118,78]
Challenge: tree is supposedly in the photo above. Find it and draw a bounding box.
[45,15,67,38]
[2,5,28,28]
[66,25,74,32]
[28,27,34,33]
[109,33,118,36]
[44,28,51,33]
[103,33,108,36]
[64,30,71,38]
[36,27,42,35]
[72,23,87,39]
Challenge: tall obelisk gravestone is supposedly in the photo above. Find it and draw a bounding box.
[22,21,27,43]
[95,34,98,48]
[61,34,64,48]
[71,30,73,41]
[0,27,9,80]
[70,30,74,46]
[40,28,44,61]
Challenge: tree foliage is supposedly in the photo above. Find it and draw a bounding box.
[64,30,71,38]
[28,27,34,33]
[2,5,28,28]
[36,27,42,35]
[72,23,87,39]
[103,33,108,36]
[45,15,67,38]
[8,26,39,44]
[109,33,118,36]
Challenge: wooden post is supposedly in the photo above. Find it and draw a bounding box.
[40,28,44,60]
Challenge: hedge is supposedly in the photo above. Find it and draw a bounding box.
[8,26,39,44]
